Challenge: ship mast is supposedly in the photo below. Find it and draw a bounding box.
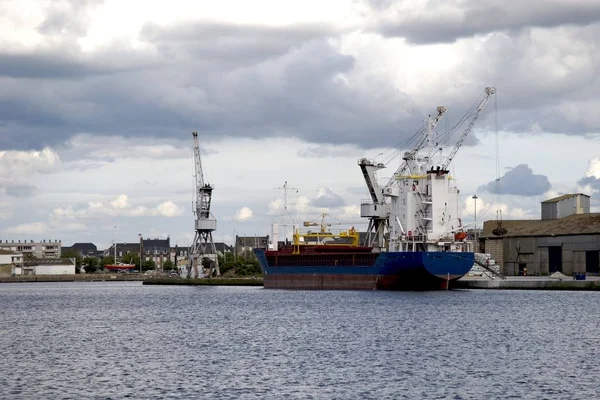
[188,131,219,278]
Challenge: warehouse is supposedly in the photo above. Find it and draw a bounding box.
[21,258,76,275]
[481,194,600,276]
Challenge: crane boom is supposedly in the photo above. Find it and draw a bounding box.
[441,87,496,170]
[193,131,205,194]
[387,105,447,187]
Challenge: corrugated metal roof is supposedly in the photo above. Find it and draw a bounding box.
[483,213,600,238]
[23,258,75,266]
[541,193,589,203]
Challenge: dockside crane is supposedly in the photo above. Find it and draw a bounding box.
[188,131,220,278]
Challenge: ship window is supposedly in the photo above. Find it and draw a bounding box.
[374,205,377,210]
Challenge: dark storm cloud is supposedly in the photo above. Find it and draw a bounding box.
[0,20,421,151]
[366,0,600,44]
[479,164,551,196]
[1,9,598,153]
[141,21,335,64]
[0,53,117,79]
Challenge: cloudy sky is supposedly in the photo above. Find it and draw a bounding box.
[1,0,599,249]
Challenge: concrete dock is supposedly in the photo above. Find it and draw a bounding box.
[456,275,600,290]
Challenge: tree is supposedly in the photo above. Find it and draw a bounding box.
[62,249,83,273]
[163,260,174,271]
[83,257,99,273]
[122,253,140,269]
[102,256,115,268]
[142,260,156,272]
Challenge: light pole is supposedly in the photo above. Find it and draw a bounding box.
[472,195,478,253]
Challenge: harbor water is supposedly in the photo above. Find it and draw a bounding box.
[1,282,599,399]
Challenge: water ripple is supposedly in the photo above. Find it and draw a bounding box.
[1,283,600,399]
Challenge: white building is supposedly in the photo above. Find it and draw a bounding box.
[0,239,61,258]
[22,258,76,275]
[0,249,24,275]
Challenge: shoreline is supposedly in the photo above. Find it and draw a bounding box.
[3,274,600,291]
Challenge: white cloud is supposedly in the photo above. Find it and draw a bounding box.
[109,194,130,209]
[0,147,61,185]
[155,201,185,217]
[234,206,254,221]
[3,222,48,235]
[51,195,184,220]
[585,157,600,179]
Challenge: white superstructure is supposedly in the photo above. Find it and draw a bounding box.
[359,87,496,253]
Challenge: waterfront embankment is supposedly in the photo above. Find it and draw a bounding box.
[456,275,600,290]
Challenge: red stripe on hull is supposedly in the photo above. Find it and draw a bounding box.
[264,274,463,291]
[264,274,377,290]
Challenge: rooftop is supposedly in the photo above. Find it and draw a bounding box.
[541,193,589,203]
[23,258,76,266]
[483,213,600,238]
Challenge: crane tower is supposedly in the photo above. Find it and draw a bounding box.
[188,131,220,278]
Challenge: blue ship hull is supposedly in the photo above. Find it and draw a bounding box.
[254,249,474,290]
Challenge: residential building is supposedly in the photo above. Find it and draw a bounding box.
[235,235,269,257]
[61,243,98,258]
[105,237,172,268]
[214,242,233,257]
[0,239,61,258]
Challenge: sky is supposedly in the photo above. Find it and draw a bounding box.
[1,0,599,249]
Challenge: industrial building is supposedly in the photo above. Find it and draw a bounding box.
[0,239,61,258]
[482,194,600,276]
[21,258,76,275]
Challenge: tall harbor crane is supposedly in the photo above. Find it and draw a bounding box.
[188,131,220,278]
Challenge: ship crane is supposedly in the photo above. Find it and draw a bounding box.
[387,105,448,186]
[188,131,220,279]
[303,213,364,234]
[358,105,447,249]
[440,87,496,170]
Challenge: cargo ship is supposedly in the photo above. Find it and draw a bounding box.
[254,87,495,290]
